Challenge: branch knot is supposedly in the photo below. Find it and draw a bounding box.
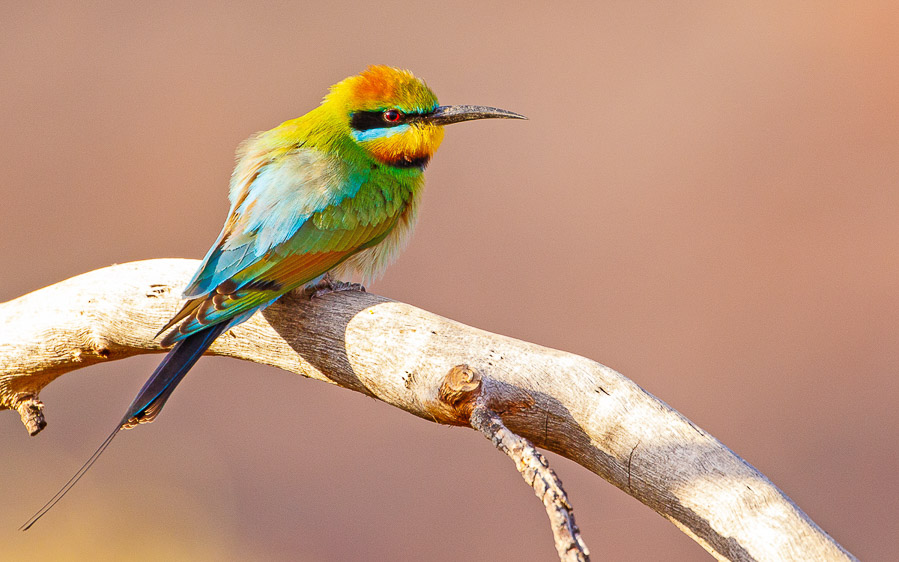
[432,364,483,425]
[438,364,482,406]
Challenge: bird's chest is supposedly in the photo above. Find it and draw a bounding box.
[325,170,425,282]
[312,169,422,230]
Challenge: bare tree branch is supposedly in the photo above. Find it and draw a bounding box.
[0,259,855,561]
[469,395,591,561]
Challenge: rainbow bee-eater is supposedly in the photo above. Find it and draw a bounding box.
[22,65,525,529]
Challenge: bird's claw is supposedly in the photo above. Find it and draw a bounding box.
[306,272,366,299]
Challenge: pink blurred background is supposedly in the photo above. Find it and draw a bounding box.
[2,2,896,560]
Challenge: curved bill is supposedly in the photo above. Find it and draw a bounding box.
[426,105,527,125]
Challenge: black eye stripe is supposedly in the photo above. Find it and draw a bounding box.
[350,110,405,131]
[349,109,435,132]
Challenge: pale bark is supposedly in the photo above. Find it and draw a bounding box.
[0,259,855,561]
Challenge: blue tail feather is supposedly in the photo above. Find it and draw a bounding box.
[121,322,229,428]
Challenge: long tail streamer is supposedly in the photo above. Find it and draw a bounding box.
[20,322,229,530]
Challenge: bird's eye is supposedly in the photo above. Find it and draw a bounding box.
[383,109,402,123]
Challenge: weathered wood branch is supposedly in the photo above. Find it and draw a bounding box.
[0,259,855,561]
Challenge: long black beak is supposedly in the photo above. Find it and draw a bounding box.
[426,105,527,125]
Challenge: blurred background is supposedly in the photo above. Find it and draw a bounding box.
[1,2,896,560]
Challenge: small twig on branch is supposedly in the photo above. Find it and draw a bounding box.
[471,405,590,562]
[0,259,857,561]
[14,396,46,436]
[437,363,590,561]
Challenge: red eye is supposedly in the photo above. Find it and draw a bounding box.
[383,109,401,122]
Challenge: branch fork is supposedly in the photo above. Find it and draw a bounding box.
[436,363,590,561]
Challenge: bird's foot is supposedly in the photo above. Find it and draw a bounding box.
[306,272,366,299]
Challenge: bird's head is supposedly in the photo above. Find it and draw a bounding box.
[324,65,525,169]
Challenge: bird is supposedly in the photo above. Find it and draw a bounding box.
[21,65,525,530]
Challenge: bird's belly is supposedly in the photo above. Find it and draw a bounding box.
[331,187,421,283]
